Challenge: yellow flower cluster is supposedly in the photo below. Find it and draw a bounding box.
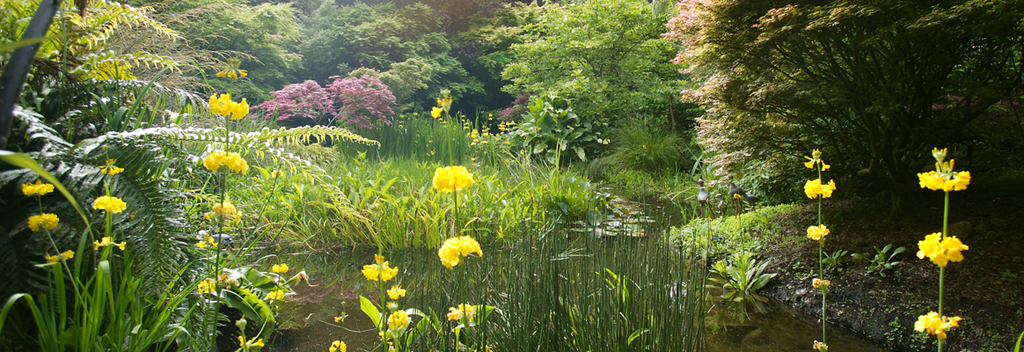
[803,179,836,199]
[806,225,830,241]
[204,200,241,222]
[272,263,289,273]
[431,106,443,118]
[437,95,453,113]
[94,236,126,251]
[238,336,265,349]
[813,340,828,352]
[216,58,248,80]
[198,279,216,294]
[28,213,59,232]
[92,196,127,213]
[45,250,74,263]
[330,340,347,352]
[811,278,831,289]
[438,236,482,269]
[387,285,406,300]
[914,312,961,339]
[917,232,968,267]
[803,149,831,171]
[22,180,54,196]
[209,93,250,120]
[446,303,478,322]
[203,150,249,174]
[267,290,285,301]
[432,166,474,193]
[388,310,409,331]
[100,159,124,175]
[362,254,399,282]
[917,148,970,192]
[196,235,218,249]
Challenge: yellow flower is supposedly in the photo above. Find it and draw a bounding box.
[431,106,443,118]
[208,93,249,120]
[803,149,830,171]
[362,254,399,282]
[806,225,830,241]
[92,196,127,213]
[432,166,474,193]
[61,250,74,260]
[918,148,970,192]
[196,240,207,249]
[28,213,59,232]
[45,254,60,263]
[196,235,218,249]
[197,279,215,294]
[204,200,242,222]
[203,150,249,174]
[914,312,961,339]
[803,179,836,199]
[334,316,344,323]
[99,159,124,175]
[812,278,830,289]
[330,340,347,352]
[267,290,285,301]
[272,263,289,273]
[446,304,478,322]
[93,236,124,251]
[438,236,483,269]
[238,336,264,349]
[813,340,828,352]
[22,180,54,196]
[387,285,406,300]
[115,241,126,251]
[45,251,74,263]
[216,57,247,80]
[804,160,815,169]
[733,193,742,200]
[917,232,968,267]
[388,310,409,331]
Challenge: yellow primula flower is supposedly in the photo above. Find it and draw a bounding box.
[99,159,124,175]
[813,340,828,352]
[204,200,241,222]
[238,336,264,349]
[197,279,216,294]
[918,148,970,192]
[208,93,249,120]
[267,290,285,301]
[806,225,830,241]
[272,263,289,273]
[388,310,409,331]
[812,278,831,289]
[330,340,347,352]
[917,232,968,267]
[203,150,249,174]
[431,106,443,118]
[432,166,474,193]
[446,303,478,322]
[803,179,836,199]
[362,254,399,282]
[22,180,54,196]
[45,254,60,263]
[387,285,406,300]
[92,196,127,213]
[438,236,483,269]
[28,213,59,232]
[93,236,125,251]
[45,251,73,263]
[914,312,961,339]
[803,149,831,171]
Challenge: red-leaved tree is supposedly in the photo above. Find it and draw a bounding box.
[256,75,396,129]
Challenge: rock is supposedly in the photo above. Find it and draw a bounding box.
[947,221,973,239]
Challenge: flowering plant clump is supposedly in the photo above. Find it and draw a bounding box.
[209,93,250,120]
[362,254,399,282]
[203,150,249,174]
[917,232,968,267]
[388,310,409,331]
[803,178,836,199]
[915,312,962,340]
[28,213,59,232]
[254,75,395,129]
[203,200,241,222]
[432,166,474,193]
[22,180,54,196]
[92,196,127,213]
[438,236,483,269]
[329,340,347,352]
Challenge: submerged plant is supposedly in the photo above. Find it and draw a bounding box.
[914,148,970,351]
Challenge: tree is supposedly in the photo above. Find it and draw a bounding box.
[255,75,396,129]
[502,0,686,124]
[665,0,1024,218]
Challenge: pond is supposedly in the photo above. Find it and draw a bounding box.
[258,202,879,352]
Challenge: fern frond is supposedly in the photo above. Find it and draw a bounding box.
[12,106,73,156]
[73,50,180,79]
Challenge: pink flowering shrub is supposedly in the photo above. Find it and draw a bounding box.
[256,75,396,129]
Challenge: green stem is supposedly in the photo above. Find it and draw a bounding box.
[822,290,827,344]
[938,191,949,352]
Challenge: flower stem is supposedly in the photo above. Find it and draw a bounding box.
[937,191,950,352]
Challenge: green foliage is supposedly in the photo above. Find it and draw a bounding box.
[667,0,1024,217]
[595,119,694,175]
[670,204,801,261]
[502,0,686,122]
[707,252,776,322]
[822,249,850,272]
[507,94,609,165]
[851,244,906,277]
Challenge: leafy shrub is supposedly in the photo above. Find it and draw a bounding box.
[255,75,396,129]
[507,94,608,165]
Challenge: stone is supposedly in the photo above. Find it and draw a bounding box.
[947,221,973,239]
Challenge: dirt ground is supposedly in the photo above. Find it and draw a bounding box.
[758,176,1024,352]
